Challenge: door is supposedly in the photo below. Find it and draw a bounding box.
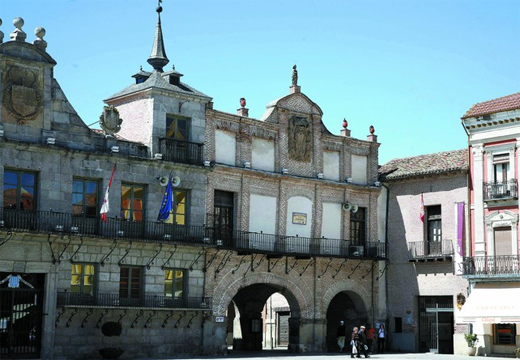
[0,273,44,359]
[214,191,234,246]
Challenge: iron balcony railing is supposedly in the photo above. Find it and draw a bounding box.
[483,180,518,201]
[407,239,454,260]
[158,138,204,165]
[0,207,387,259]
[205,228,387,259]
[56,291,211,309]
[462,255,520,276]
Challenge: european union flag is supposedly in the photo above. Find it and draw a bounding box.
[157,176,173,221]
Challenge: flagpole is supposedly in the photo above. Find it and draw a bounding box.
[100,164,116,223]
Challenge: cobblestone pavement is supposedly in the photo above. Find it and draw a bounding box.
[142,349,514,360]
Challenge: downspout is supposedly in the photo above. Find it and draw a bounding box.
[381,183,390,331]
[461,119,472,258]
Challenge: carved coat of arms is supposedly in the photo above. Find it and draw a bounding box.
[2,66,42,123]
[288,116,311,162]
[99,105,123,135]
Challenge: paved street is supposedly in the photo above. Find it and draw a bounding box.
[142,349,515,360]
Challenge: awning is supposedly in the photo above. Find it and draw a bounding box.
[458,282,520,323]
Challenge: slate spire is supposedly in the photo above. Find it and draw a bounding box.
[147,1,169,72]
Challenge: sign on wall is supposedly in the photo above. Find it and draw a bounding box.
[292,212,307,225]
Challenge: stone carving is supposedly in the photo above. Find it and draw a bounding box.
[2,66,42,123]
[99,105,123,135]
[288,116,311,162]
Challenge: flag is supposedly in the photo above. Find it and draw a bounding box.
[157,176,173,221]
[100,165,116,223]
[420,194,425,222]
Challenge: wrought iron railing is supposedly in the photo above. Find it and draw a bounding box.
[158,138,204,165]
[407,239,454,260]
[56,291,211,309]
[462,255,520,276]
[0,207,387,259]
[483,180,518,200]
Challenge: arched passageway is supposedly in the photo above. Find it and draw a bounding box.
[325,291,368,352]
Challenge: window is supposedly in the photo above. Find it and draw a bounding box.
[493,154,509,183]
[494,324,516,345]
[166,115,189,141]
[350,207,366,243]
[426,205,442,254]
[72,179,99,217]
[121,184,144,221]
[70,263,96,296]
[394,317,403,333]
[3,170,36,211]
[119,266,143,302]
[163,190,187,225]
[164,269,186,299]
[214,190,234,245]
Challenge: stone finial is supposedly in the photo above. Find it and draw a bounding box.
[0,19,4,44]
[292,65,298,86]
[341,118,351,137]
[10,17,27,42]
[367,125,377,142]
[237,98,248,117]
[342,118,348,129]
[33,26,47,50]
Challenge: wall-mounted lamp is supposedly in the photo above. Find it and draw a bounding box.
[317,173,324,179]
[346,177,352,183]
[46,137,56,145]
[111,146,119,153]
[154,153,163,160]
[281,168,289,175]
[244,162,251,168]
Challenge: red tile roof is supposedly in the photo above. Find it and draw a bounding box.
[462,92,520,119]
[379,149,468,180]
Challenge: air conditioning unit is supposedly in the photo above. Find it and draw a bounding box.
[217,239,223,246]
[350,246,364,256]
[163,234,172,240]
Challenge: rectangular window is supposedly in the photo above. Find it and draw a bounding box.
[493,324,516,345]
[163,190,187,225]
[119,266,143,302]
[394,317,403,333]
[214,190,234,245]
[164,269,186,299]
[426,205,442,254]
[121,184,144,221]
[70,263,96,296]
[350,207,366,243]
[3,170,37,211]
[72,179,99,217]
[166,115,189,141]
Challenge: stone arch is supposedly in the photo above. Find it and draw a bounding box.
[321,278,371,317]
[213,271,308,318]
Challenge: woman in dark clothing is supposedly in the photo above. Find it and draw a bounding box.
[357,325,370,358]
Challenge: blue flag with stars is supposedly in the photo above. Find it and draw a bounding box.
[157,176,173,221]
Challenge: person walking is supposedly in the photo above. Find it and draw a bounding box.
[337,321,346,352]
[366,324,375,354]
[377,323,386,354]
[357,325,370,358]
[350,326,359,358]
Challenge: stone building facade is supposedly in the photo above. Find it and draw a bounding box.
[379,150,470,354]
[0,9,387,360]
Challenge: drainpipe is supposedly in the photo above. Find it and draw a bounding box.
[381,183,390,330]
[460,119,472,258]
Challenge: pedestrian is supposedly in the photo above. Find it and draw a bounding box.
[350,326,359,358]
[377,323,386,354]
[357,325,370,358]
[337,320,346,352]
[366,324,375,353]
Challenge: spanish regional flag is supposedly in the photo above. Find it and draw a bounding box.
[157,176,173,221]
[420,193,425,222]
[100,165,116,223]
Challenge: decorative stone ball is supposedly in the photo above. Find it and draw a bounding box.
[240,98,246,108]
[342,118,348,129]
[157,5,163,13]
[13,17,24,29]
[0,19,3,27]
[369,125,375,134]
[34,27,46,38]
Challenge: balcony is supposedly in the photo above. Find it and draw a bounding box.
[57,291,211,309]
[462,255,520,276]
[407,240,454,261]
[483,180,518,201]
[0,207,387,259]
[206,228,387,259]
[158,138,204,165]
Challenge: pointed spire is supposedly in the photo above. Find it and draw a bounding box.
[147,1,169,72]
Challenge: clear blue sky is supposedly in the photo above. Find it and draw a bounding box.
[3,0,519,164]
